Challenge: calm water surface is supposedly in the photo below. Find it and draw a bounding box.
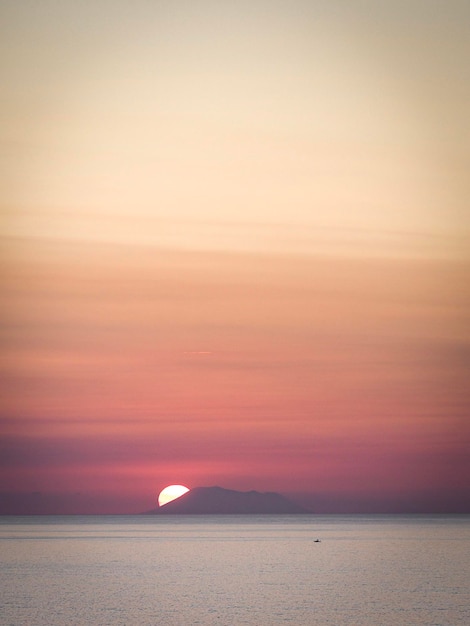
[1,515,468,625]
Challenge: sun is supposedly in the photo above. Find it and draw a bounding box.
[158,484,190,507]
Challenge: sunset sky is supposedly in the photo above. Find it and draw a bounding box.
[1,0,469,513]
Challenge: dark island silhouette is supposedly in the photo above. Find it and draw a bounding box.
[145,486,311,514]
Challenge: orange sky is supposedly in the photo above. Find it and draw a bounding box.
[2,237,468,512]
[1,1,469,513]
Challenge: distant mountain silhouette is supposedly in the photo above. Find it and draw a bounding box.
[145,486,311,514]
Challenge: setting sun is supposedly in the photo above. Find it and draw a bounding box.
[158,485,190,507]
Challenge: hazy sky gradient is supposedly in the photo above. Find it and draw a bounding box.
[1,1,469,513]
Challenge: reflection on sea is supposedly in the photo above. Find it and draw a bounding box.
[1,515,469,625]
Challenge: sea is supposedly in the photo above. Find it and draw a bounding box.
[1,515,468,625]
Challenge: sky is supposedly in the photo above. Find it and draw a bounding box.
[1,0,469,514]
